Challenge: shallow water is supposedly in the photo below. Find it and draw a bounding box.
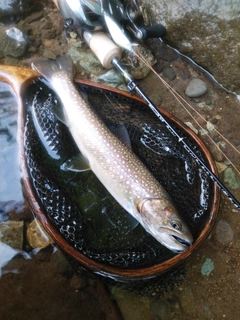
[1,3,240,320]
[0,83,24,206]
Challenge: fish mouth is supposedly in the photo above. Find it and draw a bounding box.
[171,235,192,253]
[156,227,193,253]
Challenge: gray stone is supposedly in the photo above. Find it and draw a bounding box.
[163,67,176,80]
[185,78,208,98]
[0,26,29,59]
[150,299,170,319]
[215,219,233,243]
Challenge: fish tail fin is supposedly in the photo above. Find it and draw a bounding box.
[31,54,74,82]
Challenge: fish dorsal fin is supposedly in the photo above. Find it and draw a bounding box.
[109,123,132,149]
[61,153,91,172]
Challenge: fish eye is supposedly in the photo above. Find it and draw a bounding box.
[171,220,182,230]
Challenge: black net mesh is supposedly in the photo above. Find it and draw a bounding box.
[23,79,213,269]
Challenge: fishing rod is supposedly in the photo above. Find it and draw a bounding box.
[110,56,240,210]
[55,0,240,209]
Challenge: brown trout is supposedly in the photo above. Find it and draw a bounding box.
[31,55,193,252]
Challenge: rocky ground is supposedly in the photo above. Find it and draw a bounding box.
[1,1,240,320]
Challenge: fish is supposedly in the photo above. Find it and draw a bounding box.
[31,55,193,253]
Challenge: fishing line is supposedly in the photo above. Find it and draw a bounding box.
[134,47,240,171]
[134,50,240,181]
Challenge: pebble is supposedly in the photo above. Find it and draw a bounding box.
[210,145,224,162]
[224,167,240,189]
[185,78,208,98]
[163,67,176,80]
[70,274,88,290]
[24,11,43,24]
[206,121,216,134]
[196,102,212,111]
[215,161,227,174]
[42,39,54,48]
[150,299,170,319]
[43,48,57,60]
[41,29,56,40]
[215,219,233,243]
[201,258,214,276]
[27,218,54,249]
[184,121,198,134]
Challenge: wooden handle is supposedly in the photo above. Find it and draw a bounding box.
[0,65,38,96]
[85,32,122,69]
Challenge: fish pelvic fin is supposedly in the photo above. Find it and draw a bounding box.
[61,153,91,172]
[31,54,74,82]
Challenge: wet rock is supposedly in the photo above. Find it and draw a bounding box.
[185,78,208,98]
[0,26,29,59]
[0,220,24,250]
[147,0,240,92]
[215,219,234,243]
[27,218,54,249]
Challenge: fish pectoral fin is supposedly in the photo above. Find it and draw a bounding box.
[53,105,68,125]
[122,212,139,230]
[60,153,91,172]
[108,123,132,150]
